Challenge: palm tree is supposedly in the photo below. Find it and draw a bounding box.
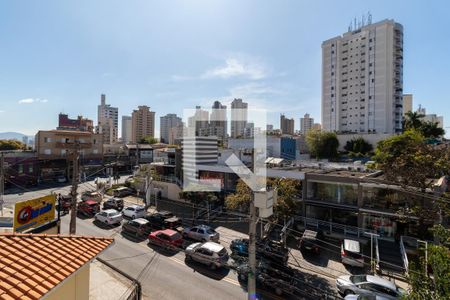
[403,111,425,130]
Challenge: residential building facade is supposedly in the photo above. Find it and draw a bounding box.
[160,114,182,143]
[402,94,413,116]
[300,113,314,135]
[230,99,248,138]
[280,114,295,135]
[210,101,227,141]
[121,115,132,144]
[57,114,94,132]
[96,94,118,144]
[131,105,156,143]
[322,19,404,134]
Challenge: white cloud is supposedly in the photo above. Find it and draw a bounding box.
[202,58,267,80]
[18,98,48,104]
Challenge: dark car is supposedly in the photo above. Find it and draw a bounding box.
[299,229,322,254]
[144,213,182,230]
[77,200,100,217]
[113,187,134,198]
[103,197,124,211]
[122,218,153,237]
[231,238,289,265]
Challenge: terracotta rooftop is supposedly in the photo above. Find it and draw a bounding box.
[0,233,114,300]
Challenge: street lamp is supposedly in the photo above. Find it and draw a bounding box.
[364,232,380,274]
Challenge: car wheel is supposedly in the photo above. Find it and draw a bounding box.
[132,215,136,219]
[210,263,217,270]
[186,255,192,261]
[344,290,354,296]
[201,238,207,243]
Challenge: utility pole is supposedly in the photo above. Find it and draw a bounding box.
[248,148,257,300]
[365,232,380,274]
[0,152,4,217]
[69,141,80,234]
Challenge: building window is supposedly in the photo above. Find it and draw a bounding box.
[44,149,51,155]
[28,165,33,173]
[18,164,23,174]
[44,137,51,143]
[61,149,66,156]
[93,149,99,154]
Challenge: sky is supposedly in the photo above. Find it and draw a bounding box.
[0,0,449,137]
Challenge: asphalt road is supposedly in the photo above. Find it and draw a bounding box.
[60,214,250,300]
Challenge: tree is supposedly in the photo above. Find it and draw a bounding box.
[140,136,158,145]
[306,130,339,159]
[179,189,219,223]
[403,111,425,131]
[373,130,450,190]
[420,121,445,139]
[344,137,373,155]
[403,111,445,138]
[0,139,26,150]
[225,178,301,221]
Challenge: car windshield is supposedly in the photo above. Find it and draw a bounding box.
[170,233,182,240]
[206,229,215,234]
[218,248,227,257]
[350,275,366,284]
[109,212,120,217]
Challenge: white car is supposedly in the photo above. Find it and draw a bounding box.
[341,239,365,268]
[336,275,405,299]
[122,205,146,219]
[182,225,220,242]
[345,294,391,300]
[94,209,123,225]
[185,242,229,270]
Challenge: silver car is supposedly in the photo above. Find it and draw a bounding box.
[345,294,391,300]
[182,225,219,242]
[336,275,405,299]
[95,209,123,225]
[185,242,229,269]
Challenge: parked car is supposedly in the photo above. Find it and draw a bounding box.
[143,213,182,231]
[183,225,219,242]
[344,295,391,300]
[113,187,134,197]
[148,229,183,249]
[103,197,124,211]
[341,239,365,268]
[57,175,67,183]
[185,242,229,269]
[81,191,103,203]
[122,205,146,219]
[77,200,100,217]
[155,210,175,220]
[122,218,153,237]
[336,275,405,299]
[230,238,289,265]
[94,209,123,225]
[299,229,322,254]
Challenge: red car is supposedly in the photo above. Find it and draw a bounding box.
[77,200,100,217]
[148,229,183,249]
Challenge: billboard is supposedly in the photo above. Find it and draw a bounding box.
[13,195,56,232]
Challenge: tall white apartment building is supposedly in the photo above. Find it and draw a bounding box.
[121,116,132,144]
[97,94,118,144]
[210,101,227,141]
[230,99,248,138]
[322,19,404,134]
[300,113,314,135]
[160,114,182,143]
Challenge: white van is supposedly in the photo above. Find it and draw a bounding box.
[341,239,365,268]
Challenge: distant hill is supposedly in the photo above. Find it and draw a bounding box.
[0,132,34,141]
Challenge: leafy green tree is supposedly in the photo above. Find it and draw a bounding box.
[225,180,252,212]
[406,243,450,300]
[420,121,445,138]
[0,139,26,150]
[305,129,339,159]
[344,137,373,155]
[179,189,219,222]
[140,136,158,145]
[403,111,425,131]
[373,130,450,190]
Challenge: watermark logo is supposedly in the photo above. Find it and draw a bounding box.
[182,107,267,192]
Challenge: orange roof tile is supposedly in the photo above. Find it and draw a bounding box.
[0,233,113,300]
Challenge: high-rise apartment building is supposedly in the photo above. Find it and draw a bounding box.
[280,114,295,135]
[403,94,413,116]
[188,106,209,136]
[131,106,155,143]
[210,101,227,141]
[322,19,403,134]
[121,116,132,144]
[230,99,248,138]
[300,113,314,135]
[160,114,182,143]
[96,94,118,144]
